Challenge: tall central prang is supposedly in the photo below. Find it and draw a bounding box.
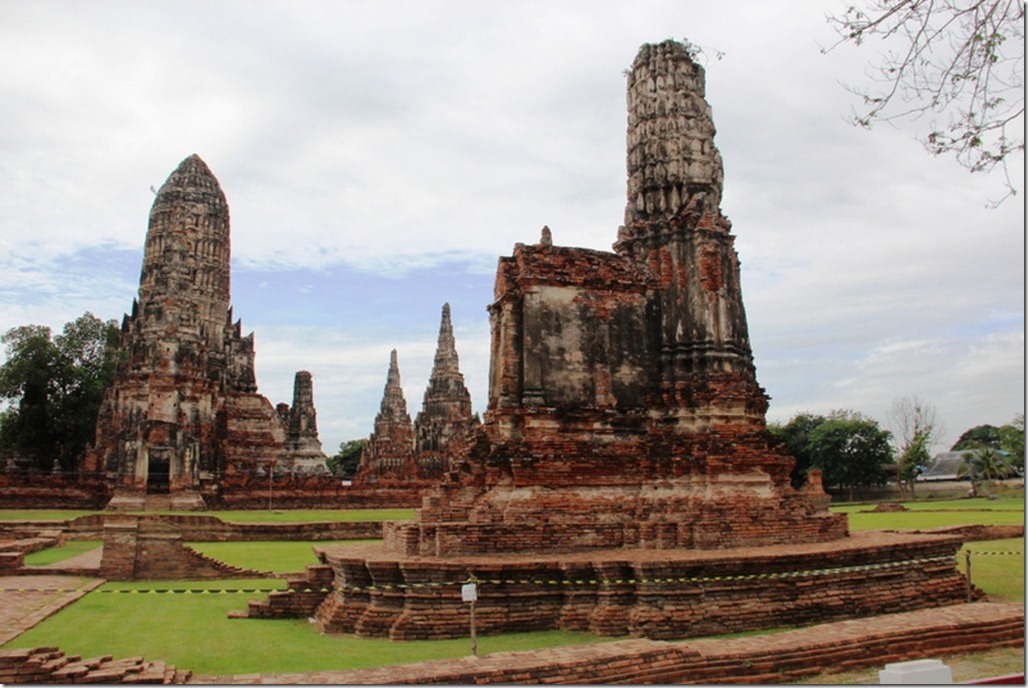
[304,40,969,644]
[615,40,758,406]
[381,40,847,556]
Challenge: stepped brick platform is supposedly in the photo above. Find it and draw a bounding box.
[98,515,274,581]
[231,564,335,621]
[311,531,971,640]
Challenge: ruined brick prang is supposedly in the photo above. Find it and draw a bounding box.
[84,155,299,503]
[354,350,416,481]
[386,41,848,555]
[412,303,479,479]
[282,371,328,473]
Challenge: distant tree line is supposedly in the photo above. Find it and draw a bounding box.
[772,402,1025,501]
[327,439,366,479]
[770,410,894,501]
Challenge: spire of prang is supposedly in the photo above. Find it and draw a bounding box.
[414,304,476,462]
[140,154,232,334]
[380,349,411,422]
[617,39,728,252]
[356,349,415,480]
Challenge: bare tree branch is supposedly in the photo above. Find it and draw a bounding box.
[824,0,1025,204]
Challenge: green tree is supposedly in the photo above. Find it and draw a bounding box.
[769,412,827,488]
[0,313,119,472]
[897,429,932,499]
[327,439,367,479]
[808,411,894,501]
[952,423,1003,450]
[825,0,1025,201]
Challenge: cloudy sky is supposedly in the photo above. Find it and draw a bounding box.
[1,1,1023,456]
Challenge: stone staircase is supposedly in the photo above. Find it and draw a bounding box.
[230,564,334,620]
[0,647,191,684]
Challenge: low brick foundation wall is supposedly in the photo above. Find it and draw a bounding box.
[0,473,110,510]
[200,601,1025,684]
[313,531,973,641]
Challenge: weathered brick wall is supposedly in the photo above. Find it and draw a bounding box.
[315,532,972,641]
[0,472,110,509]
[207,473,423,510]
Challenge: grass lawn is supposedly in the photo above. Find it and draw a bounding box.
[831,494,1024,514]
[832,494,1024,531]
[186,540,375,574]
[0,510,101,521]
[1,578,609,675]
[22,540,102,566]
[960,538,1024,602]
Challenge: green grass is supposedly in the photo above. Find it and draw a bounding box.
[831,495,1024,531]
[0,508,414,523]
[842,508,1024,531]
[187,540,374,574]
[961,538,1024,602]
[3,498,1022,677]
[1,579,608,675]
[22,540,102,566]
[831,494,1025,514]
[0,510,101,521]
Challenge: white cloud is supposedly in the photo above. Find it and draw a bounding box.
[0,0,1022,458]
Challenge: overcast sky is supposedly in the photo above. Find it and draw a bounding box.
[1,1,1023,457]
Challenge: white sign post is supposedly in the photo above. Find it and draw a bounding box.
[462,579,478,657]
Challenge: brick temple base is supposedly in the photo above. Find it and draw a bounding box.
[312,530,972,640]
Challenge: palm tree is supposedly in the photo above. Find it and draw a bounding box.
[957,447,1008,497]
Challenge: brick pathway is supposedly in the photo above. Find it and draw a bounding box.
[0,575,105,645]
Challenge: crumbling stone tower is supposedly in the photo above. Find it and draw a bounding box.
[614,40,757,409]
[413,304,479,478]
[355,349,416,480]
[86,155,317,505]
[282,371,328,473]
[385,41,847,555]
